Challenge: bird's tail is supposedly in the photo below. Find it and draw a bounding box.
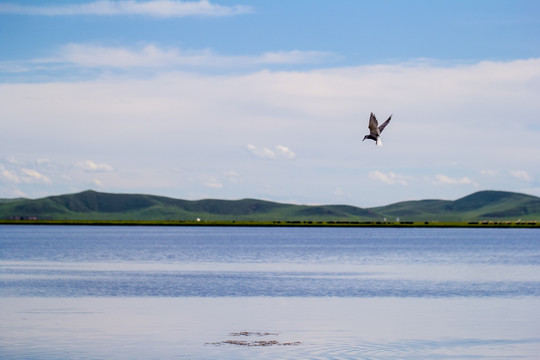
[376,139,383,147]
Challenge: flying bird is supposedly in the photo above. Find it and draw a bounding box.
[363,112,392,146]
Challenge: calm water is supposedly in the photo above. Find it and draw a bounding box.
[1,225,539,359]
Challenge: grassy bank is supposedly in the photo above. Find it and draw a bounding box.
[1,219,538,228]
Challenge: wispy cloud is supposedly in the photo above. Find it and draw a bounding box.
[247,144,276,159]
[480,169,497,176]
[254,50,338,65]
[369,171,409,185]
[0,0,252,17]
[1,162,52,185]
[0,164,20,183]
[203,180,223,188]
[247,144,296,159]
[29,43,336,70]
[92,178,104,187]
[75,160,114,172]
[21,168,51,184]
[510,170,533,182]
[2,57,539,201]
[274,145,296,159]
[432,174,477,186]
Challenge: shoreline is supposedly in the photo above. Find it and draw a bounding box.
[1,219,538,228]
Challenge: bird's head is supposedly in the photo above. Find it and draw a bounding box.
[362,135,368,141]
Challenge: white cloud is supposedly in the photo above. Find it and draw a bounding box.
[246,144,275,159]
[1,56,540,203]
[0,165,20,183]
[510,170,533,182]
[275,145,296,159]
[57,43,199,68]
[92,178,104,187]
[5,156,20,165]
[433,174,477,186]
[34,43,335,70]
[75,160,114,172]
[21,168,51,184]
[369,171,408,185]
[256,50,339,65]
[203,180,223,188]
[247,144,297,160]
[0,0,252,17]
[480,169,497,176]
[11,188,28,198]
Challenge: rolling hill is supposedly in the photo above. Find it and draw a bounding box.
[0,190,539,222]
[372,190,540,221]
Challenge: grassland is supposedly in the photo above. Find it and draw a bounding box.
[0,219,538,228]
[0,189,539,226]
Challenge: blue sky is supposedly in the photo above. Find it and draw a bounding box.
[1,0,539,207]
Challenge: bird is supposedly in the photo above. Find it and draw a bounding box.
[363,112,392,146]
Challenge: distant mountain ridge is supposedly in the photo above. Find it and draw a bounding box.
[1,190,539,222]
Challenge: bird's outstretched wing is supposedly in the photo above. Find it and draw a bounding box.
[368,112,380,136]
[378,114,392,133]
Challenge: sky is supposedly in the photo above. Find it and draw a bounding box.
[1,0,539,207]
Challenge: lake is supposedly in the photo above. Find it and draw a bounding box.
[1,225,539,359]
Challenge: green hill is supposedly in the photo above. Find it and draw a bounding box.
[0,190,539,222]
[373,190,540,221]
[0,190,378,221]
